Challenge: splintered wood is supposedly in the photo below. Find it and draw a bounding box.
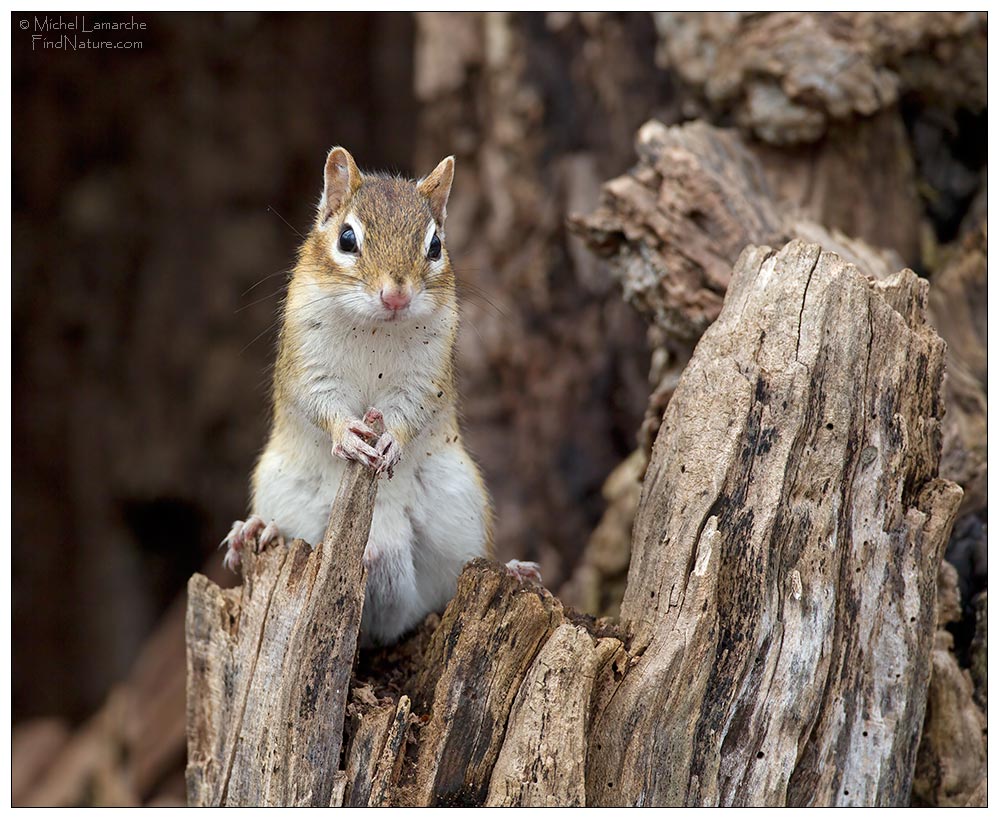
[185,457,379,806]
[185,239,960,806]
[586,240,960,806]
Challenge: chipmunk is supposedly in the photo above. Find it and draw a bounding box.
[223,147,540,646]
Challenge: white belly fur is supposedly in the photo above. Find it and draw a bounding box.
[251,409,489,645]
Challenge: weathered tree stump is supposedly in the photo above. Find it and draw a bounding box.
[185,239,959,806]
[585,239,961,806]
[562,118,907,615]
[185,452,380,806]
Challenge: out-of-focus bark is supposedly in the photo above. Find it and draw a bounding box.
[411,12,669,582]
[911,563,987,806]
[930,222,988,517]
[651,12,986,262]
[653,12,986,143]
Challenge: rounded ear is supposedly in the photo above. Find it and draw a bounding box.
[417,156,455,225]
[318,146,362,223]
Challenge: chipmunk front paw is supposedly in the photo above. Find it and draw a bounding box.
[221,515,284,571]
[505,559,543,587]
[332,409,401,477]
[372,430,401,477]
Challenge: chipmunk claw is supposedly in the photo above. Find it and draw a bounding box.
[505,559,543,586]
[374,432,401,478]
[334,411,401,477]
[222,514,284,571]
[334,422,381,468]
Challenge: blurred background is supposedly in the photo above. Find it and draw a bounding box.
[12,11,986,806]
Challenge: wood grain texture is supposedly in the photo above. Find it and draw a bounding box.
[407,560,565,806]
[586,239,961,806]
[486,622,602,806]
[185,457,380,806]
[566,119,908,616]
[571,120,903,346]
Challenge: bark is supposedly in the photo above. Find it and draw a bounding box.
[930,222,988,517]
[185,450,380,807]
[911,563,987,806]
[652,12,986,146]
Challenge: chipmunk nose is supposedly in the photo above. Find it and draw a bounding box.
[380,286,411,312]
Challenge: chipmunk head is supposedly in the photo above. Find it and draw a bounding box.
[300,146,456,324]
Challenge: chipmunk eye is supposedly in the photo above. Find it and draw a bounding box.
[338,225,358,253]
[427,233,442,261]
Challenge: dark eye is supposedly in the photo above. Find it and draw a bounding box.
[428,233,442,261]
[338,225,357,253]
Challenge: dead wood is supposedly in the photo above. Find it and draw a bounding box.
[564,119,907,613]
[930,222,988,517]
[406,561,568,806]
[486,622,607,807]
[754,112,924,263]
[567,119,986,631]
[652,12,986,146]
[586,239,961,806]
[911,563,987,806]
[12,719,71,805]
[648,13,986,262]
[559,450,647,617]
[185,449,380,806]
[180,237,959,807]
[970,592,987,712]
[571,119,902,346]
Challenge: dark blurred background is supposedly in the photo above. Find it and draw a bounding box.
[13,11,662,726]
[12,11,987,806]
[14,12,422,722]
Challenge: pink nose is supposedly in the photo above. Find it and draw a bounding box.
[380,287,411,311]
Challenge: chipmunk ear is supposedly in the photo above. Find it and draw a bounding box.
[319,146,362,223]
[417,155,455,225]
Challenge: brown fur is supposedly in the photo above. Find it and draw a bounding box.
[262,152,493,552]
